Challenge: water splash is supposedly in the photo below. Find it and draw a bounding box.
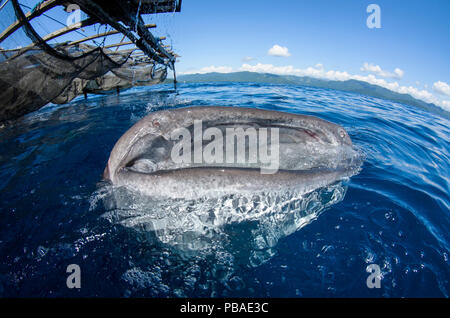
[94,180,347,267]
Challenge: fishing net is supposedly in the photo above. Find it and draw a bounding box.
[0,0,177,123]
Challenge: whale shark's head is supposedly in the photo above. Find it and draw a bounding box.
[100,106,362,257]
[104,106,361,199]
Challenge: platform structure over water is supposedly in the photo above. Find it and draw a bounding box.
[0,0,182,122]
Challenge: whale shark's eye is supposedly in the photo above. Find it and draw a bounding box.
[338,129,346,139]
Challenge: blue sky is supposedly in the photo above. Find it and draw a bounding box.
[152,0,450,110]
[2,0,449,110]
[167,0,449,81]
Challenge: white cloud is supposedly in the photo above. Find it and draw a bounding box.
[268,44,291,57]
[180,62,450,112]
[394,68,404,78]
[433,81,450,97]
[441,100,450,110]
[239,63,351,80]
[242,56,255,62]
[179,65,233,75]
[239,63,450,111]
[360,62,404,79]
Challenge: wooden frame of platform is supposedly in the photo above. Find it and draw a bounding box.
[0,0,180,68]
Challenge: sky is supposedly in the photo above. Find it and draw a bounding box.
[150,0,450,110]
[2,0,449,110]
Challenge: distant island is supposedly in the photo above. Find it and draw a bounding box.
[166,71,449,118]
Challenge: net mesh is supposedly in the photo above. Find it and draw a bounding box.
[0,0,173,123]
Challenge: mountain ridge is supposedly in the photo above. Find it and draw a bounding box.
[167,71,448,118]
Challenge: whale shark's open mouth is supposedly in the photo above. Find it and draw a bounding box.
[99,106,363,257]
[104,106,362,199]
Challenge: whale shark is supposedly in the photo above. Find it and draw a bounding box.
[104,106,362,200]
[99,106,363,259]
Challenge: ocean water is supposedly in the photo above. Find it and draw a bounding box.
[0,82,448,297]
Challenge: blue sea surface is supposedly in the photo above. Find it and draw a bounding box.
[0,82,448,297]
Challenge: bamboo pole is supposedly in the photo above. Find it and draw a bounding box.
[102,36,165,49]
[42,18,96,42]
[68,23,156,46]
[0,0,60,43]
[103,41,133,49]
[136,19,173,63]
[0,0,11,11]
[0,0,177,65]
[75,0,165,63]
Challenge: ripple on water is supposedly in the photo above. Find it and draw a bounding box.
[0,82,448,297]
